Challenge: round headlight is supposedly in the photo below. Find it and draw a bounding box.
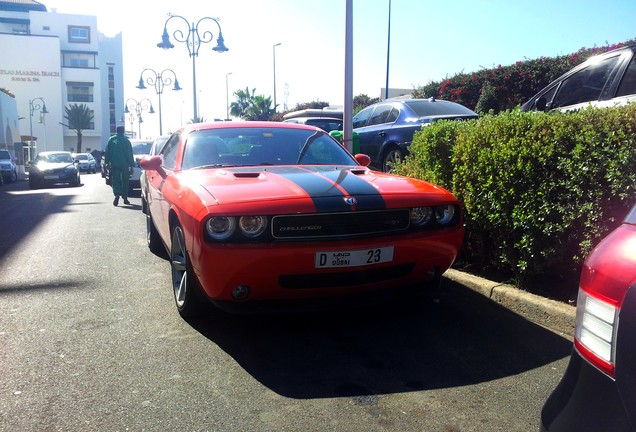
[435,205,456,225]
[205,216,236,240]
[410,207,433,226]
[239,216,268,238]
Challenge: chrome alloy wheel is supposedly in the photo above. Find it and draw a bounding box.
[170,225,188,309]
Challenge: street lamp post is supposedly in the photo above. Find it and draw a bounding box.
[225,72,232,120]
[385,0,392,100]
[137,68,182,136]
[28,97,48,161]
[156,13,229,122]
[273,43,281,112]
[125,98,155,139]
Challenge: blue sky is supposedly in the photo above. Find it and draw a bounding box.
[42,0,636,136]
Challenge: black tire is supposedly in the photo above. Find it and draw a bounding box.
[381,146,406,173]
[146,209,166,258]
[170,225,205,319]
[8,170,17,183]
[29,179,38,189]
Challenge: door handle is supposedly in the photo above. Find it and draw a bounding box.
[378,131,387,137]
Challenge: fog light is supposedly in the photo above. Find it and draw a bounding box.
[232,284,250,300]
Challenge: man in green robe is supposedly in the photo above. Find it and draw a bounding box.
[104,126,134,206]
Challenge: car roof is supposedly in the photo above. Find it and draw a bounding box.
[180,121,323,134]
[283,108,343,120]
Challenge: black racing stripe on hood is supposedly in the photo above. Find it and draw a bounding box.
[228,166,386,212]
[310,167,386,210]
[254,166,351,212]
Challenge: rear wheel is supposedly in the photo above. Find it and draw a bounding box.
[170,225,204,319]
[381,146,405,173]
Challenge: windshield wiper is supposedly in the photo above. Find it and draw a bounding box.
[191,164,236,169]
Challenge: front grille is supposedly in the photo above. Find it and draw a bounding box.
[272,209,410,239]
[279,263,415,289]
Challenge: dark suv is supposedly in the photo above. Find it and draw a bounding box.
[522,44,636,112]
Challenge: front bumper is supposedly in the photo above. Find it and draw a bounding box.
[31,169,78,185]
[190,227,463,303]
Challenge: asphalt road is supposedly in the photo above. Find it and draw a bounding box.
[0,173,572,432]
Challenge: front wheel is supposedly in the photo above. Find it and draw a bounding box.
[381,146,406,173]
[170,225,204,319]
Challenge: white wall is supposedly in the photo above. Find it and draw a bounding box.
[0,33,63,158]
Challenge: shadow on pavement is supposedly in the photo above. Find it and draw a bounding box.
[186,282,572,400]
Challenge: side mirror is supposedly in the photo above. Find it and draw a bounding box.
[140,155,166,178]
[354,153,371,167]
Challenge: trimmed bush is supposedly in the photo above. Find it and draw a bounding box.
[397,104,636,296]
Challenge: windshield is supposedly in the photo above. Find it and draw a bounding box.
[132,142,153,155]
[0,150,10,160]
[181,127,357,170]
[75,154,89,160]
[40,153,74,163]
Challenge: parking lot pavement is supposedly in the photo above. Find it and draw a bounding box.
[443,268,576,339]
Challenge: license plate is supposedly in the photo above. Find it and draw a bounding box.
[315,246,394,268]
[44,175,59,180]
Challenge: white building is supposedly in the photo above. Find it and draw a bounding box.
[0,0,124,160]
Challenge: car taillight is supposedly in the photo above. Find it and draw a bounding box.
[573,222,636,378]
[574,288,618,377]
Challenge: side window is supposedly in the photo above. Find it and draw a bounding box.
[160,134,180,169]
[367,105,394,126]
[616,56,636,97]
[552,55,620,108]
[386,107,399,123]
[352,107,373,129]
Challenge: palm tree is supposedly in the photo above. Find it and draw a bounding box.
[245,95,276,121]
[188,116,207,124]
[229,87,256,119]
[63,103,93,154]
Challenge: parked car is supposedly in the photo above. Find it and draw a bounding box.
[522,44,636,113]
[283,116,343,132]
[0,149,18,183]
[283,108,343,133]
[140,121,464,319]
[540,203,636,432]
[29,151,80,189]
[72,152,97,173]
[129,139,153,191]
[140,134,170,214]
[103,139,153,191]
[352,98,478,172]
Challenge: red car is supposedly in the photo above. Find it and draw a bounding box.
[140,121,464,318]
[541,204,636,431]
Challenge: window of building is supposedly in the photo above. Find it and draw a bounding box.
[67,82,94,102]
[62,52,97,68]
[68,26,90,43]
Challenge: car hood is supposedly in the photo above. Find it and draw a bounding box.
[186,165,454,211]
[34,162,76,171]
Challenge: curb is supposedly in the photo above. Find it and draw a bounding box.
[443,268,576,339]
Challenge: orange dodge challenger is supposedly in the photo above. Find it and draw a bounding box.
[140,121,464,318]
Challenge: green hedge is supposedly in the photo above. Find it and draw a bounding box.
[396,105,636,295]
